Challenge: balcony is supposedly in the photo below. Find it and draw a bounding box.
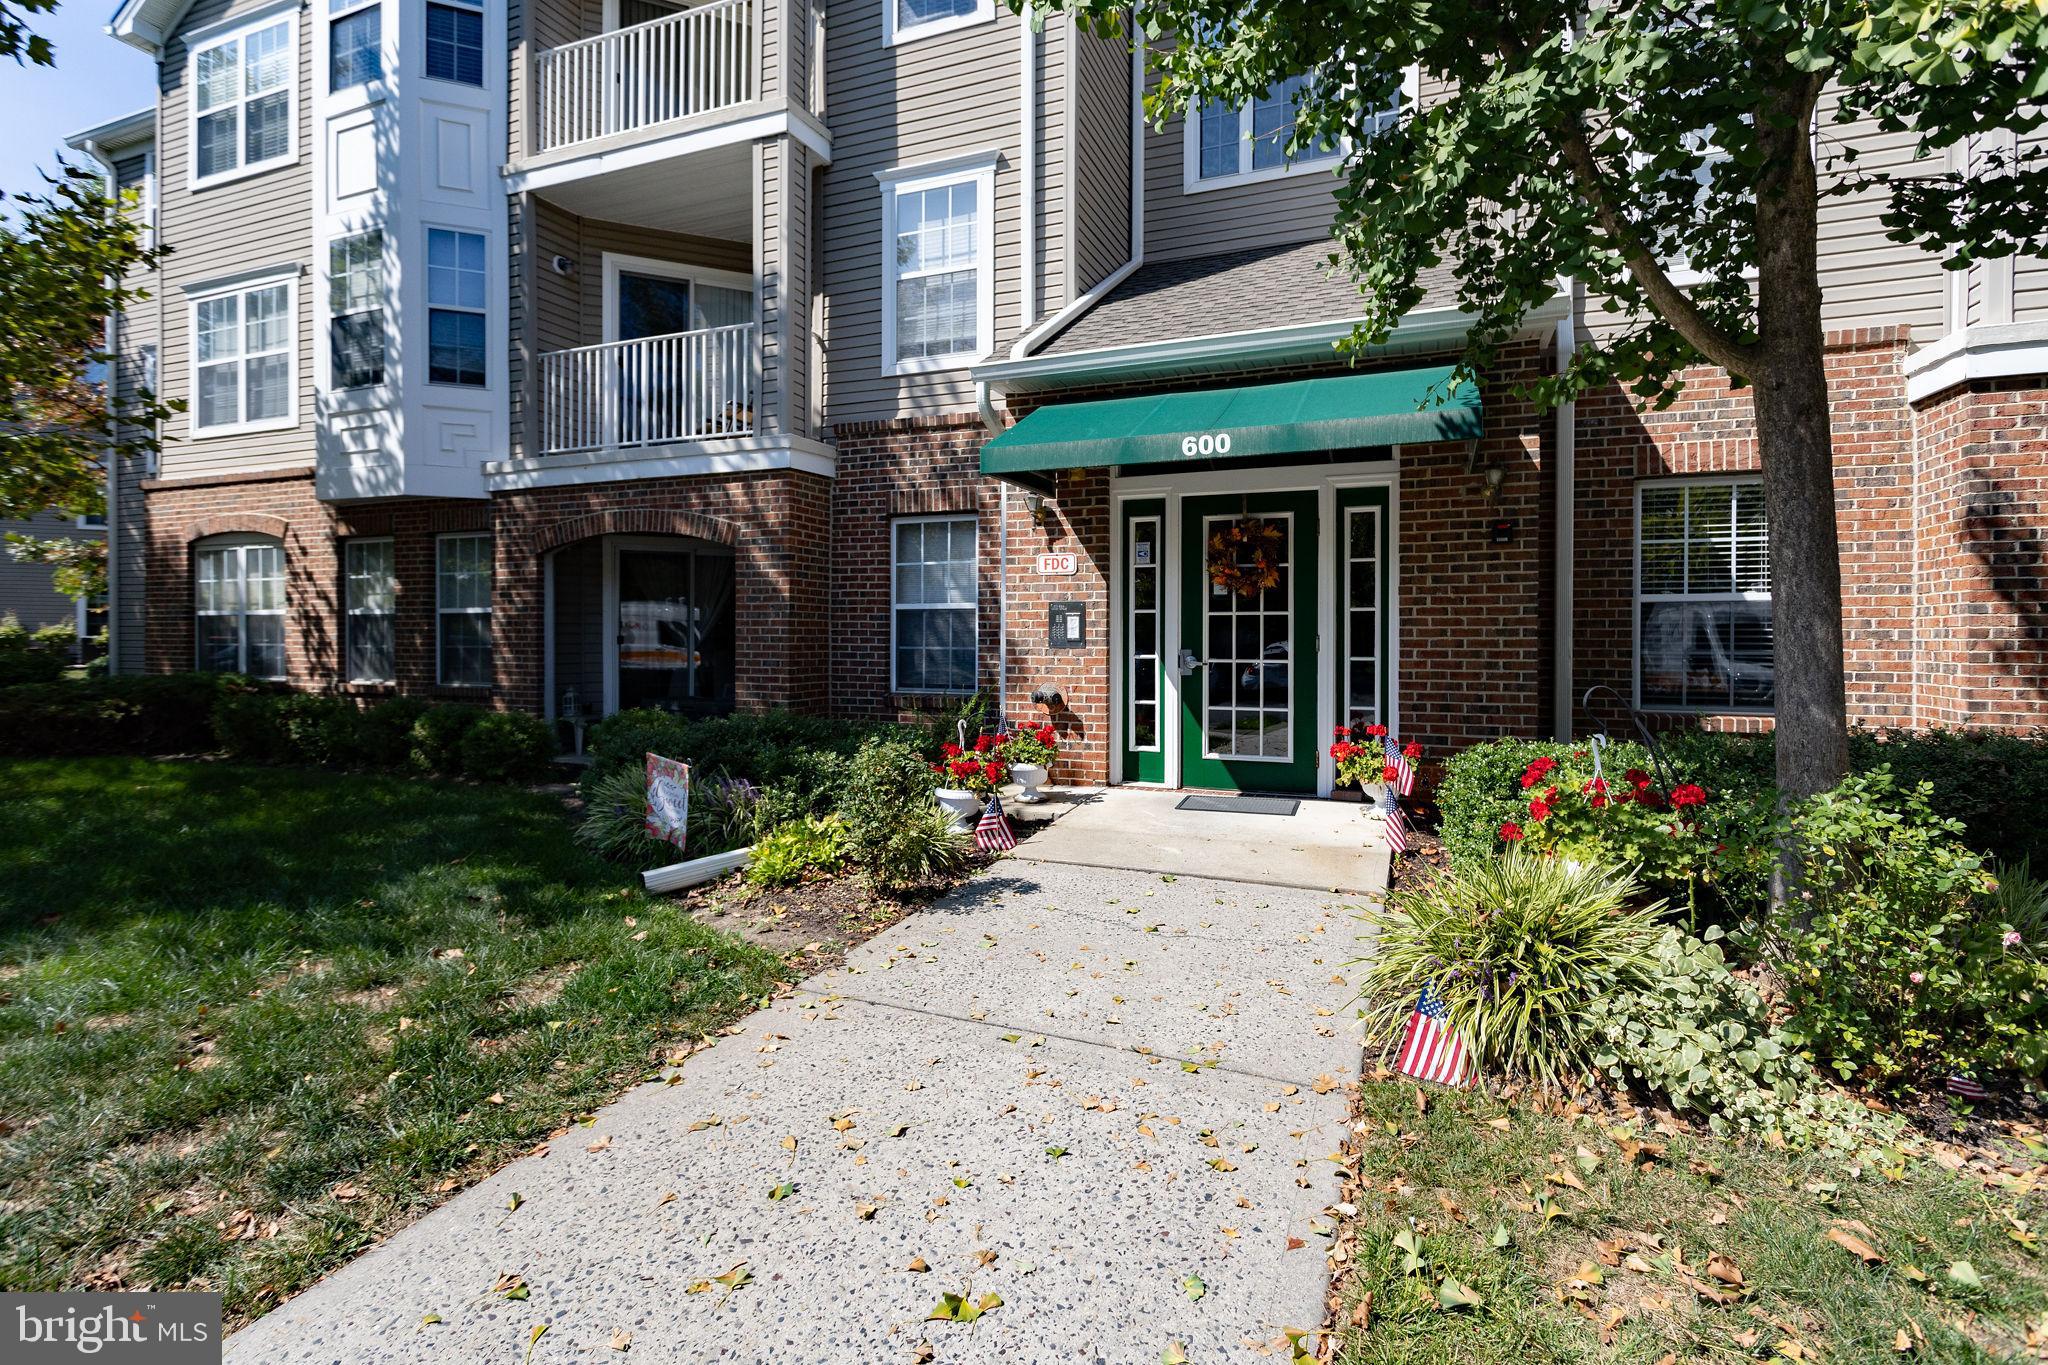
[538,323,756,456]
[532,0,756,157]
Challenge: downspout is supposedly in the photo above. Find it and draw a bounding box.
[1018,9,1037,335]
[82,136,119,671]
[1551,278,1580,740]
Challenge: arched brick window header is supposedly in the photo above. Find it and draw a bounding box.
[532,508,739,554]
[187,514,289,543]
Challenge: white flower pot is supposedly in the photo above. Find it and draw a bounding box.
[1360,781,1389,809]
[1009,762,1049,803]
[934,788,981,833]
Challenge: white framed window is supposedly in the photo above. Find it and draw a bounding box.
[891,515,977,694]
[1634,478,1773,713]
[436,533,492,687]
[190,273,297,435]
[195,536,286,678]
[344,538,396,683]
[188,9,297,189]
[879,155,995,376]
[329,0,382,91]
[329,229,385,389]
[427,227,488,387]
[424,0,484,85]
[884,0,994,47]
[1184,68,1405,193]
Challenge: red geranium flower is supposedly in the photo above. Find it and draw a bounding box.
[1382,763,1401,783]
[1365,723,1388,738]
[1402,741,1422,760]
[973,734,994,753]
[1529,797,1552,821]
[1333,725,1353,741]
[982,760,1008,783]
[941,742,962,758]
[1669,783,1708,809]
[1499,821,1524,842]
[1037,725,1056,745]
[1590,794,1609,808]
[1624,768,1650,789]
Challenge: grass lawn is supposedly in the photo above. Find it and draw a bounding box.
[0,757,786,1321]
[1333,1081,2047,1363]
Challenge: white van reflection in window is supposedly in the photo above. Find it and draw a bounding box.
[1639,601,1773,710]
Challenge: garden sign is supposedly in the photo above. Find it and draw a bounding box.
[644,753,691,850]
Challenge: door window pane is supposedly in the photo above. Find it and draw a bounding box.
[1201,514,1293,760]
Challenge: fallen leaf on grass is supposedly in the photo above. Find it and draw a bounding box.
[1707,1252,1744,1287]
[1350,1292,1373,1329]
[1825,1224,1885,1264]
[1894,1328,1914,1353]
[1946,1261,1982,1290]
[1437,1277,1483,1310]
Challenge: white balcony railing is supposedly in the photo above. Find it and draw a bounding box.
[533,0,755,155]
[539,324,756,455]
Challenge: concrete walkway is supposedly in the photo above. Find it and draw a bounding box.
[226,819,1384,1363]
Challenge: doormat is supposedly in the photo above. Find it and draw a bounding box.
[1175,794,1300,817]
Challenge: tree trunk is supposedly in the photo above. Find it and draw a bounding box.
[1751,108,1851,803]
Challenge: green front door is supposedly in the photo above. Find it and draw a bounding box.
[1179,491,1319,792]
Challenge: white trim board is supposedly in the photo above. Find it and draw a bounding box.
[482,436,837,490]
[1904,323,2048,404]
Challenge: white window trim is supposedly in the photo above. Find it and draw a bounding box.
[1631,475,1773,716]
[424,225,492,389]
[194,535,287,680]
[889,513,978,696]
[344,536,396,684]
[325,0,386,97]
[326,227,388,391]
[187,270,300,438]
[1126,512,1162,753]
[186,5,300,192]
[878,153,998,378]
[421,0,486,87]
[883,0,996,49]
[435,532,493,687]
[599,253,757,341]
[1180,66,1412,195]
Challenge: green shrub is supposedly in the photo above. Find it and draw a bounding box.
[1755,769,2031,1088]
[1356,851,1668,1085]
[211,689,293,763]
[837,734,970,891]
[745,815,850,888]
[573,764,680,870]
[1847,727,2048,872]
[0,614,73,687]
[0,673,228,756]
[275,694,362,767]
[1587,926,1902,1150]
[582,708,908,791]
[409,704,487,774]
[354,699,429,769]
[456,712,557,783]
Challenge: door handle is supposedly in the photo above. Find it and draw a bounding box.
[1176,648,1201,676]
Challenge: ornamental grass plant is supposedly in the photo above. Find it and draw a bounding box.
[1357,851,1667,1086]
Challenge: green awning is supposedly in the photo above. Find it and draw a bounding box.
[979,366,1480,477]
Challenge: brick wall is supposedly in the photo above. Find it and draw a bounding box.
[140,467,489,696]
[1912,376,2048,726]
[490,470,832,717]
[1569,327,1919,738]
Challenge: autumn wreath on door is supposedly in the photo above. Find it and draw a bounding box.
[1206,516,1284,598]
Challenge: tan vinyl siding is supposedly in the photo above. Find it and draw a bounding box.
[1813,97,1945,335]
[818,2,1027,424]
[1140,46,1339,265]
[155,0,315,483]
[2015,129,2048,325]
[1037,17,1069,322]
[1067,17,1131,295]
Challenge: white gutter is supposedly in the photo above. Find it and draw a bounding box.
[1018,12,1038,336]
[81,136,120,670]
[1551,279,1580,740]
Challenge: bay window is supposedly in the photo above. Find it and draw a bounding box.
[329,229,385,389]
[427,228,488,387]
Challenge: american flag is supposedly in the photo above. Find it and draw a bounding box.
[1383,736,1416,797]
[1394,983,1473,1088]
[1381,784,1409,855]
[1946,1074,1992,1101]
[974,794,1017,852]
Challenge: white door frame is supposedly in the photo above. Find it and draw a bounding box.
[602,533,710,715]
[1106,455,1402,798]
[600,252,756,341]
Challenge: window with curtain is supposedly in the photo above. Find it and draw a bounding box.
[191,15,294,184]
[436,533,492,686]
[195,538,286,678]
[345,538,395,683]
[1637,480,1773,711]
[892,516,976,693]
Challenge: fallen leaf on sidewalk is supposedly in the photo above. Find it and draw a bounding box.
[609,1328,631,1352]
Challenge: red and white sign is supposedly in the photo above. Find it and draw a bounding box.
[1036,552,1079,576]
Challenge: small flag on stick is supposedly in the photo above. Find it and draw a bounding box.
[974,793,1017,852]
[1384,735,1417,797]
[1381,784,1409,855]
[1394,983,1472,1088]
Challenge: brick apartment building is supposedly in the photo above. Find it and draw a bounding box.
[70,0,2048,794]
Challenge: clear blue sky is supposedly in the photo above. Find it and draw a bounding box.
[1,2,156,196]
